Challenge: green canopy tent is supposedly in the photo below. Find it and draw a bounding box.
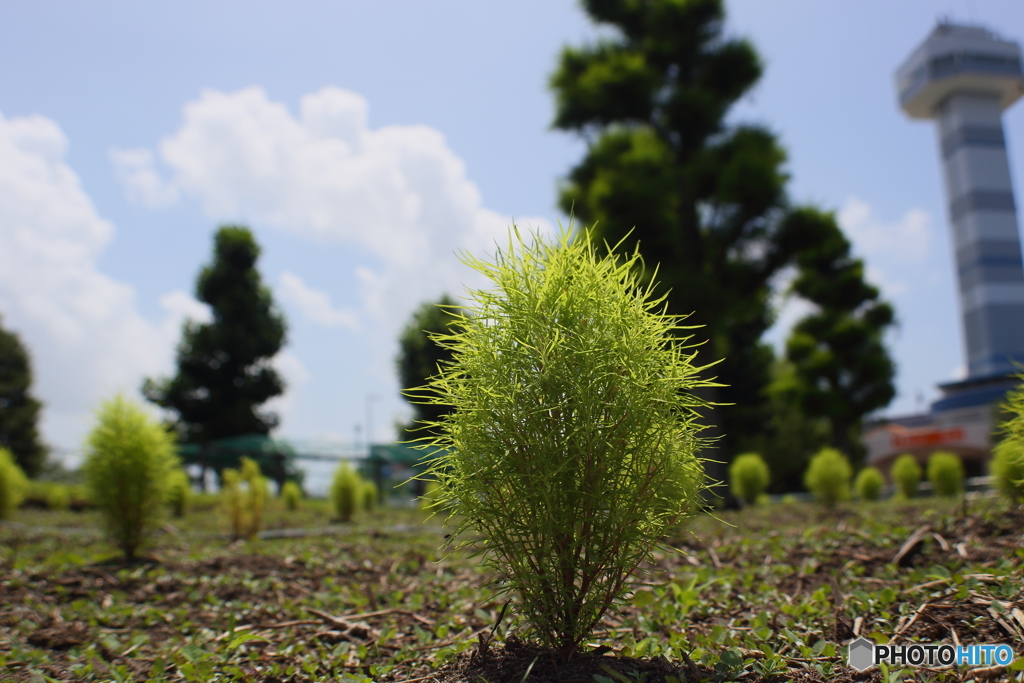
[177,434,302,492]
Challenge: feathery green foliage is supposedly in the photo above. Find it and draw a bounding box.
[83,395,179,560]
[221,457,267,540]
[803,447,852,507]
[167,469,191,518]
[729,453,769,506]
[927,451,963,497]
[281,480,302,511]
[854,466,885,501]
[891,453,921,500]
[417,226,714,660]
[994,375,1024,501]
[0,446,28,519]
[361,479,378,513]
[331,462,361,523]
[991,439,1024,501]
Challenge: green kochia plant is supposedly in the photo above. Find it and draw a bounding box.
[331,462,361,522]
[167,468,191,518]
[361,479,378,513]
[891,453,921,499]
[281,480,302,511]
[221,457,267,540]
[83,395,180,560]
[994,376,1024,501]
[854,466,885,501]
[0,446,28,519]
[730,453,770,506]
[803,447,852,507]
[927,451,963,497]
[992,439,1024,501]
[417,227,713,661]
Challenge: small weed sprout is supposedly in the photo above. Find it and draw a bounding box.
[331,462,361,522]
[166,469,191,518]
[854,466,885,501]
[281,480,302,511]
[927,451,963,497]
[803,447,852,507]
[221,457,267,540]
[83,395,179,560]
[416,227,713,660]
[891,453,921,500]
[361,479,378,513]
[729,453,769,506]
[0,447,28,520]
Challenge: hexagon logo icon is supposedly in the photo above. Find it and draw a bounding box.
[848,637,875,672]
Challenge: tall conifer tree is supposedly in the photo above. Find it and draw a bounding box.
[143,226,287,444]
[0,316,48,477]
[551,0,797,456]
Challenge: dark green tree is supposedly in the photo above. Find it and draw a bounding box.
[143,226,287,445]
[397,295,462,440]
[775,207,896,466]
[0,316,48,477]
[551,0,804,457]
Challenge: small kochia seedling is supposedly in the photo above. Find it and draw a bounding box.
[221,457,267,541]
[803,447,852,507]
[927,451,963,497]
[0,446,28,520]
[729,453,770,506]
[330,462,361,523]
[994,376,1024,501]
[891,453,922,500]
[281,480,302,511]
[83,395,180,560]
[416,227,713,660]
[854,466,885,501]
[166,468,191,518]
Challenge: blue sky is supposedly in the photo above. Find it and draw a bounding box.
[2,1,1023,455]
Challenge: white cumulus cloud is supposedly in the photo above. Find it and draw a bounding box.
[123,86,552,337]
[277,271,359,329]
[109,147,179,207]
[0,112,175,447]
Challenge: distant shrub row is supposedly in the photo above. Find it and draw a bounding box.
[727,447,983,507]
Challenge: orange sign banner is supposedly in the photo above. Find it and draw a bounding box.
[892,428,965,449]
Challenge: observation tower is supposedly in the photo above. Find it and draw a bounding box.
[864,23,1024,475]
[897,22,1024,401]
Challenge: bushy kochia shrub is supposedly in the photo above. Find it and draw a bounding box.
[281,480,302,511]
[927,451,963,497]
[991,439,1024,501]
[166,469,191,518]
[361,479,378,513]
[891,453,921,499]
[854,466,885,501]
[994,377,1024,502]
[418,228,711,660]
[803,447,852,507]
[221,457,267,540]
[0,447,28,519]
[330,462,361,522]
[83,395,179,560]
[729,453,770,506]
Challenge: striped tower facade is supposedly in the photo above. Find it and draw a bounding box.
[938,93,1024,377]
[897,22,1024,381]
